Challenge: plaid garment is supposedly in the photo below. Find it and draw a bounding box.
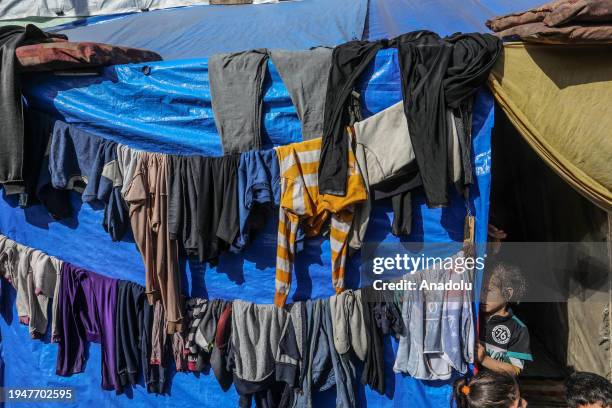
[274,136,366,307]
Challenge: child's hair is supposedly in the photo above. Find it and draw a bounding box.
[453,371,520,408]
[566,371,612,408]
[486,262,527,302]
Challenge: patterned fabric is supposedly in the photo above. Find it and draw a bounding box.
[16,42,162,72]
[274,137,366,307]
[184,298,208,371]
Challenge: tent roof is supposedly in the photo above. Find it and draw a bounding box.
[51,0,545,60]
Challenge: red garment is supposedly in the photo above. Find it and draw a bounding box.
[215,303,233,348]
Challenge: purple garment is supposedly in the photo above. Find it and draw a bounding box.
[55,262,119,391]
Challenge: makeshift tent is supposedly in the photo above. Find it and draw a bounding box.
[0,52,495,408]
[0,1,551,408]
[489,43,612,212]
[46,0,544,58]
[489,43,612,382]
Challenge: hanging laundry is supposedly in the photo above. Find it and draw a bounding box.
[318,39,389,196]
[235,149,280,249]
[236,148,307,253]
[350,102,464,240]
[31,118,71,219]
[103,143,141,241]
[150,300,168,366]
[28,249,61,339]
[350,100,418,242]
[230,300,288,407]
[184,297,208,372]
[169,298,188,372]
[46,118,122,208]
[195,299,227,354]
[196,155,240,263]
[116,144,141,198]
[102,144,140,242]
[142,299,168,394]
[274,138,366,307]
[168,155,202,259]
[442,269,474,375]
[172,330,188,372]
[55,262,119,392]
[275,302,306,404]
[52,127,118,201]
[168,154,239,265]
[452,102,474,188]
[395,31,453,208]
[0,236,62,340]
[150,299,187,383]
[270,47,333,140]
[103,185,130,242]
[209,49,270,154]
[329,289,367,361]
[125,152,183,334]
[34,113,128,240]
[393,252,474,380]
[0,236,18,284]
[291,299,357,408]
[0,25,66,194]
[361,285,404,394]
[396,31,501,207]
[47,255,63,341]
[18,248,50,338]
[16,109,54,207]
[115,280,146,392]
[211,301,233,392]
[14,247,37,327]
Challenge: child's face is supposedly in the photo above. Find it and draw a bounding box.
[481,278,507,314]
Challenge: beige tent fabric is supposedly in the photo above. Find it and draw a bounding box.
[488,42,612,212]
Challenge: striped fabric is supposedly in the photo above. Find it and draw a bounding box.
[274,137,366,307]
[184,297,208,371]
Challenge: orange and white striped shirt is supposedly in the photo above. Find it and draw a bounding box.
[274,136,366,307]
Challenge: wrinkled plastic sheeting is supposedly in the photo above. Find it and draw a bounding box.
[23,48,403,156]
[1,49,494,407]
[48,0,546,59]
[365,0,549,39]
[53,0,367,60]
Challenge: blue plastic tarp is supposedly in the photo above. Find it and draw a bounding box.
[365,0,548,39]
[50,0,545,59]
[24,49,403,156]
[54,0,368,60]
[0,45,494,407]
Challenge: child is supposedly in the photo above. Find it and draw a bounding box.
[453,371,527,408]
[477,262,532,376]
[566,371,612,408]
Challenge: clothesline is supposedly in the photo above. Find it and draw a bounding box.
[0,233,474,402]
[0,28,499,405]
